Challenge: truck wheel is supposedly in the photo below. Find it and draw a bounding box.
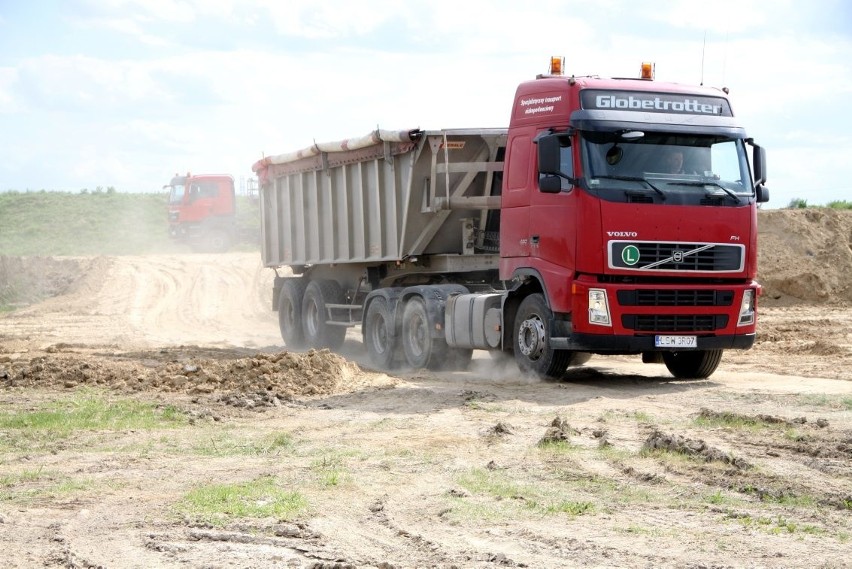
[301,280,347,351]
[207,228,232,253]
[401,297,448,370]
[278,279,307,349]
[364,297,399,370]
[662,349,723,379]
[513,293,572,379]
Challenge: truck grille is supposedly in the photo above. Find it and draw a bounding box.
[622,314,728,332]
[609,242,744,272]
[617,290,734,307]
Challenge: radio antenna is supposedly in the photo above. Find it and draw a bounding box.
[700,31,707,86]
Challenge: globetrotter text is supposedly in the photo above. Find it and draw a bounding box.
[595,94,722,115]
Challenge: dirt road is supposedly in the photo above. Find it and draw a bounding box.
[1,252,851,568]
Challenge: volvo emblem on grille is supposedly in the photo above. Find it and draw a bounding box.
[672,250,685,263]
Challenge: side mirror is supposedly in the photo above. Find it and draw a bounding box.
[539,175,562,193]
[537,134,562,175]
[536,132,577,192]
[752,144,767,186]
[747,139,769,203]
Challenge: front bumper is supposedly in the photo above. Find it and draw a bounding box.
[550,332,755,353]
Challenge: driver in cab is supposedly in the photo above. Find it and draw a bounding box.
[662,149,685,174]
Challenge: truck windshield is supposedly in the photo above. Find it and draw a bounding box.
[168,184,186,204]
[581,132,753,204]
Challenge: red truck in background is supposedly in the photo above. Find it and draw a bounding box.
[165,173,236,252]
[254,58,769,380]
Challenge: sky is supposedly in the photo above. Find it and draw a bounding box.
[1,0,851,207]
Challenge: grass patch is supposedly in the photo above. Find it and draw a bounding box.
[310,453,351,488]
[176,475,307,526]
[0,467,96,504]
[453,467,595,520]
[729,512,825,536]
[0,393,187,453]
[192,431,296,457]
[537,439,579,453]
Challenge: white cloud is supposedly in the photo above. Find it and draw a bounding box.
[1,0,850,204]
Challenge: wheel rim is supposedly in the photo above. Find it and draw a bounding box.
[281,299,296,332]
[405,310,428,359]
[305,297,319,338]
[517,315,546,360]
[369,313,389,355]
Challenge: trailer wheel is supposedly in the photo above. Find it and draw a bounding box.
[278,279,307,349]
[662,349,723,379]
[301,280,347,351]
[401,297,448,370]
[512,293,572,379]
[364,297,399,370]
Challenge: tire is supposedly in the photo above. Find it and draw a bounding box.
[364,297,399,370]
[278,279,307,349]
[512,293,572,379]
[401,296,448,370]
[206,228,232,253]
[662,349,723,379]
[301,280,347,351]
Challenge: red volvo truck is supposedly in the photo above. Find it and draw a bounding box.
[165,172,237,252]
[253,59,769,379]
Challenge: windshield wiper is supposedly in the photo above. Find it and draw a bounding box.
[667,181,742,204]
[593,175,666,200]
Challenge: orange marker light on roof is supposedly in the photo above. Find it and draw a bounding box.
[550,56,565,76]
[640,62,655,80]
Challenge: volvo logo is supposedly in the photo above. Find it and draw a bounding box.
[672,250,685,263]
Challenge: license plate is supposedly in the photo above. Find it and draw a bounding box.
[655,335,697,348]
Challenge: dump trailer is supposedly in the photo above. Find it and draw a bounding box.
[253,59,768,379]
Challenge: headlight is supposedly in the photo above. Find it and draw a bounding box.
[737,289,755,326]
[588,289,611,326]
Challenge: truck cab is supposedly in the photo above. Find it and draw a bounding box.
[166,173,236,252]
[498,59,768,378]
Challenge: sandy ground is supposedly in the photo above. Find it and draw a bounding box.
[0,244,851,568]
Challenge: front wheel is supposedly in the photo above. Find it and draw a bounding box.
[512,293,572,379]
[662,349,723,379]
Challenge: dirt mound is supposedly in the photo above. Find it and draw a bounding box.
[757,209,852,304]
[643,429,752,469]
[0,256,100,308]
[0,349,395,398]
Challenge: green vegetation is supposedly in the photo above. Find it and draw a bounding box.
[0,190,259,256]
[452,467,595,520]
[787,197,809,209]
[785,197,852,210]
[0,466,99,504]
[827,200,852,209]
[192,431,296,457]
[0,392,187,453]
[310,452,351,488]
[176,475,307,526]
